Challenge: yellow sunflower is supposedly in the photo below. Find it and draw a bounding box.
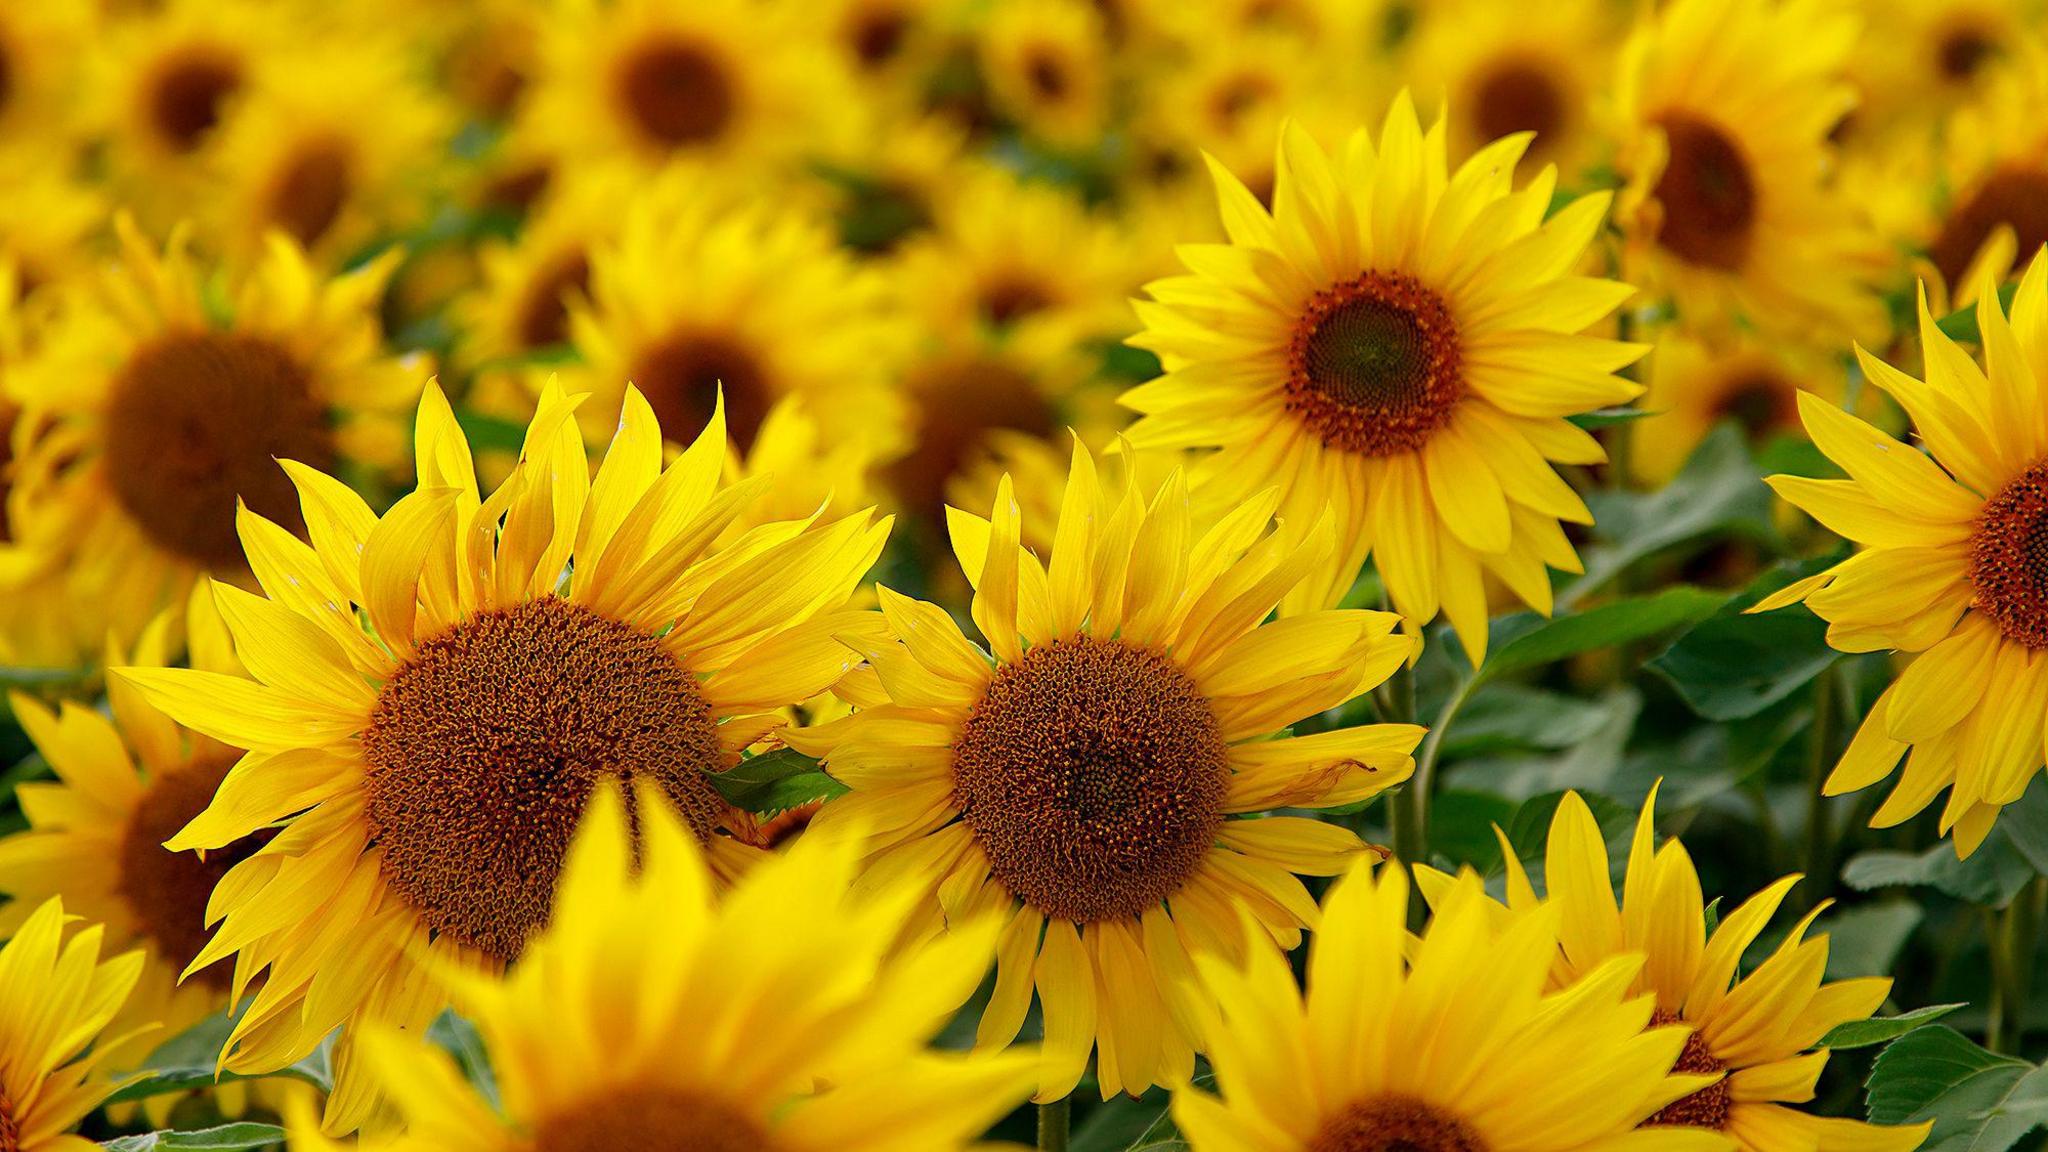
[1126,96,1639,664]
[556,167,905,458]
[1172,861,1722,1152]
[976,0,1110,149]
[0,1,91,158]
[1846,0,2036,143]
[0,587,305,1125]
[1754,257,2048,856]
[0,896,147,1152]
[0,164,106,304]
[114,380,893,1134]
[1442,788,1933,1152]
[1611,0,1886,344]
[791,442,1423,1101]
[294,783,1036,1152]
[0,219,423,659]
[1633,331,1850,486]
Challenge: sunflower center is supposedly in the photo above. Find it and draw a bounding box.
[1472,58,1566,147]
[1968,461,2048,649]
[1930,165,2048,291]
[1209,74,1273,130]
[116,757,272,990]
[534,1086,779,1152]
[148,49,241,153]
[1025,49,1070,101]
[952,637,1227,923]
[981,274,1055,327]
[1286,271,1462,457]
[104,331,333,571]
[0,403,16,544]
[1937,24,1997,80]
[889,357,1057,522]
[850,8,910,67]
[515,248,591,350]
[617,35,735,148]
[1651,114,1756,272]
[0,1082,17,1152]
[360,597,728,964]
[1713,369,1794,435]
[630,330,771,450]
[1644,1014,1731,1130]
[267,136,352,248]
[1309,1095,1489,1152]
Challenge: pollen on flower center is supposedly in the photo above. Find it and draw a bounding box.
[951,636,1228,923]
[1472,58,1566,147]
[1929,165,2048,291]
[360,597,729,964]
[630,329,772,450]
[1286,270,1463,458]
[616,35,736,147]
[1651,113,1757,271]
[148,49,241,153]
[267,135,353,248]
[533,1086,779,1152]
[104,330,334,571]
[1643,1012,1732,1130]
[1969,461,2048,649]
[1309,1095,1490,1152]
[116,757,273,990]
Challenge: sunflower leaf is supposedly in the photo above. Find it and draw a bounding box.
[1475,586,1729,687]
[1864,1025,2048,1151]
[1823,1004,1968,1050]
[100,1123,287,1151]
[1645,553,1845,721]
[711,747,849,814]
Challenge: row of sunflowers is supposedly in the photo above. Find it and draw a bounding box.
[4,0,2048,1149]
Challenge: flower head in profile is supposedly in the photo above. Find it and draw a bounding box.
[794,441,1423,1101]
[117,379,892,1133]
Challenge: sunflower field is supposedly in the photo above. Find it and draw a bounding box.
[10,0,2048,1149]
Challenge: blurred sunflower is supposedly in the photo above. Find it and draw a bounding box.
[117,381,892,1133]
[557,170,905,456]
[826,0,946,90]
[0,1,90,156]
[976,0,1111,149]
[1128,31,1335,210]
[1442,789,1932,1152]
[1756,259,2048,856]
[0,896,146,1152]
[1847,0,2034,140]
[295,784,1036,1152]
[1127,98,1639,663]
[1172,862,1720,1152]
[452,165,633,372]
[792,443,1423,1101]
[1403,0,1619,175]
[1633,332,1848,485]
[0,220,422,654]
[1612,0,1885,343]
[0,165,105,304]
[0,589,304,1125]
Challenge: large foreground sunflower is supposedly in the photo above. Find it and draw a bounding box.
[1452,789,1931,1152]
[296,785,1035,1152]
[1173,862,1722,1152]
[1126,97,1638,662]
[118,381,892,1133]
[0,896,146,1152]
[793,443,1424,1101]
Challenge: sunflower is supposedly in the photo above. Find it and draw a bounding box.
[0,164,106,304]
[0,1,90,158]
[1440,788,1934,1152]
[0,587,304,1125]
[518,0,857,178]
[791,442,1423,1101]
[1611,0,1886,344]
[825,0,947,90]
[293,783,1036,1152]
[976,0,1111,149]
[1172,861,1722,1152]
[0,896,146,1152]
[116,379,892,1133]
[556,167,905,458]
[1753,257,2048,857]
[1633,331,1849,485]
[1846,0,2035,142]
[0,219,423,659]
[1126,97,1639,664]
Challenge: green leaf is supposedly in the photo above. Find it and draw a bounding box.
[1568,427,1779,601]
[1822,1004,1968,1050]
[428,1011,499,1109]
[709,748,849,814]
[1645,556,1844,721]
[1567,406,1650,429]
[1069,1091,1172,1152]
[101,1123,287,1151]
[1865,1026,2048,1151]
[1842,835,2037,908]
[1427,789,1519,871]
[453,411,529,455]
[105,1013,332,1105]
[1476,587,1729,687]
[1934,282,2020,343]
[1822,901,1924,981]
[1438,685,1618,757]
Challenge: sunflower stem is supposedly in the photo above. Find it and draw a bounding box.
[1038,1097,1071,1152]
[1797,664,1841,912]
[1988,879,2046,1054]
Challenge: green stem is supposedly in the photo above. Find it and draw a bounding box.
[1798,665,1841,911]
[1038,1098,1071,1152]
[1989,880,2047,1054]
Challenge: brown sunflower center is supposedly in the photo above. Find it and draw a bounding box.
[850,7,910,68]
[630,330,772,450]
[1025,49,1070,101]
[267,136,352,248]
[0,403,16,544]
[616,35,736,148]
[981,273,1056,328]
[1286,271,1462,457]
[1713,369,1795,435]
[1930,165,2048,291]
[889,357,1057,524]
[148,48,241,153]
[952,637,1227,923]
[104,331,333,571]
[1643,1014,1731,1130]
[1969,461,2048,649]
[1209,73,1273,130]
[360,597,728,964]
[0,1082,17,1152]
[1472,58,1566,148]
[515,248,591,350]
[116,757,272,990]
[1310,1096,1489,1152]
[534,1086,779,1152]
[1937,24,1997,81]
[1651,114,1756,272]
